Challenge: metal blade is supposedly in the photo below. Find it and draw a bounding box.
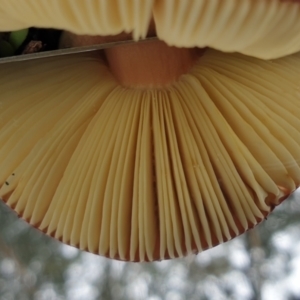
[0,36,157,65]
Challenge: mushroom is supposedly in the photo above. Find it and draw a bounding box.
[1,0,300,59]
[1,0,300,262]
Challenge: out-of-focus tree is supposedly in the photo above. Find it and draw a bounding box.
[0,192,299,300]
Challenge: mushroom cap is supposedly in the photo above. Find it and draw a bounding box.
[1,49,300,261]
[1,0,300,59]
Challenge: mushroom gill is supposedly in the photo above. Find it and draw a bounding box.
[0,0,154,40]
[1,0,300,261]
[1,0,300,59]
[1,48,300,261]
[154,0,300,59]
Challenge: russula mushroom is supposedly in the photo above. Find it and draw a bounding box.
[1,0,300,262]
[1,0,300,59]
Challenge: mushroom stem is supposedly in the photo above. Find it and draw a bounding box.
[104,40,200,88]
[59,32,201,88]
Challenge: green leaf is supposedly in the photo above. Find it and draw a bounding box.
[9,28,28,50]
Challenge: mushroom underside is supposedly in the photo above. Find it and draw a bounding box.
[1,0,300,59]
[0,49,300,261]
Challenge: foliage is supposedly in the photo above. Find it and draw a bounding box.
[0,192,299,300]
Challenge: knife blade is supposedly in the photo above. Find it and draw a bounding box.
[0,36,158,65]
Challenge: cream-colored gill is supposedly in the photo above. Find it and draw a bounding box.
[2,1,300,59]
[153,0,300,59]
[1,49,300,261]
[0,53,117,216]
[0,0,154,40]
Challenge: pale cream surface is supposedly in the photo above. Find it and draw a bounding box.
[154,0,300,59]
[0,0,154,39]
[0,50,300,261]
[1,0,300,58]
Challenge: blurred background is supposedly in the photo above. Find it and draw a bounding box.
[0,191,299,300]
